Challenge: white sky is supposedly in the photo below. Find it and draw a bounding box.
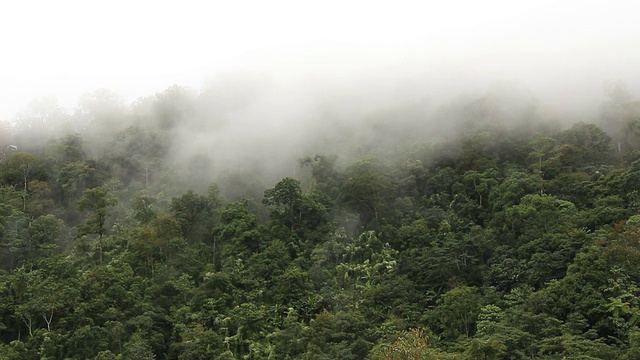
[1,0,639,120]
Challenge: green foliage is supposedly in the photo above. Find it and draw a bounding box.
[371,328,460,360]
[215,201,262,266]
[170,189,217,243]
[263,177,331,252]
[425,285,482,340]
[559,122,613,166]
[342,158,395,227]
[2,120,640,359]
[300,154,344,199]
[77,186,117,238]
[1,151,47,192]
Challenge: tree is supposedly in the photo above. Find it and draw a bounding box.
[299,154,344,199]
[271,265,312,305]
[503,194,576,242]
[54,160,102,217]
[527,136,558,180]
[10,262,77,338]
[214,201,262,269]
[425,286,482,340]
[26,214,65,260]
[120,331,155,359]
[370,328,458,360]
[1,152,46,211]
[106,126,169,188]
[170,189,218,243]
[558,122,612,166]
[0,186,29,270]
[77,186,117,263]
[263,177,330,246]
[266,309,312,359]
[341,158,395,226]
[130,213,182,276]
[262,177,303,230]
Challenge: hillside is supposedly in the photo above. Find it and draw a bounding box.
[2,85,640,359]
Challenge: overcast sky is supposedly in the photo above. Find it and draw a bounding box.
[1,0,639,120]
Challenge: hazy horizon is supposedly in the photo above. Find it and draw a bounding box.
[2,1,639,122]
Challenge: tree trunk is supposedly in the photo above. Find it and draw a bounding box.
[21,315,33,337]
[42,309,54,331]
[98,235,103,265]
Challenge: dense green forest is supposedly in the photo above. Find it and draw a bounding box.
[3,83,640,359]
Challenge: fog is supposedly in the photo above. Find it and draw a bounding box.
[2,1,640,196]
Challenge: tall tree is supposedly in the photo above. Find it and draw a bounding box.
[341,158,395,227]
[77,186,117,263]
[1,152,46,211]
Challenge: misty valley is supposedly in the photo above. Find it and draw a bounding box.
[2,82,640,359]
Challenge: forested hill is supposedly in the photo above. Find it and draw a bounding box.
[3,85,640,359]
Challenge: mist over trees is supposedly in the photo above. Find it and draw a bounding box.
[0,78,583,197]
[2,77,640,358]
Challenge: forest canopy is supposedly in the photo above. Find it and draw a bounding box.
[1,82,640,359]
